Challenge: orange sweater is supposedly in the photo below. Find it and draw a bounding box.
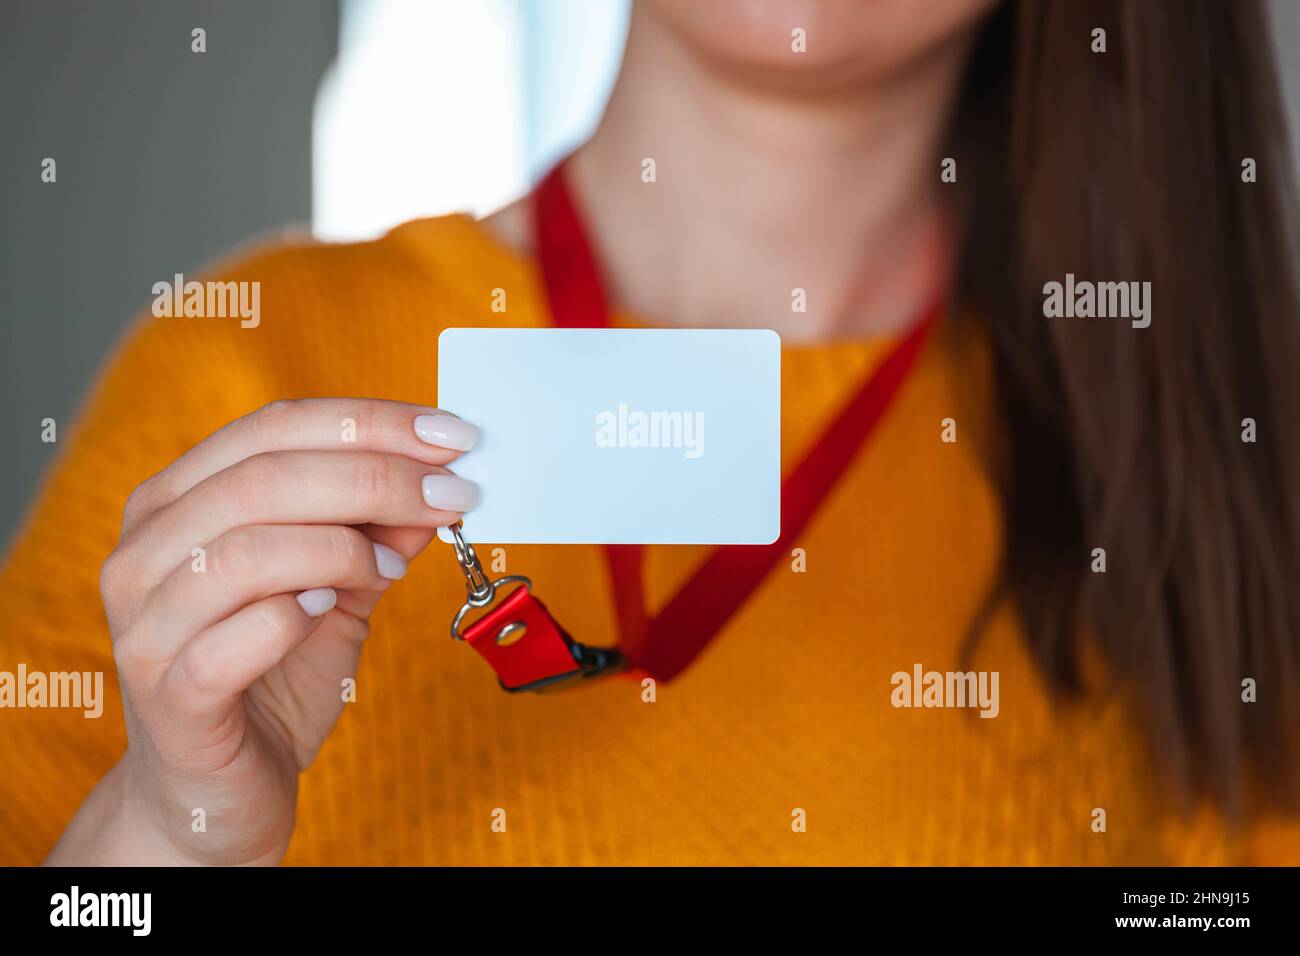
[1,213,1296,865]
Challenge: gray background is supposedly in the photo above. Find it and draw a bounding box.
[0,0,338,549]
[1,0,1298,551]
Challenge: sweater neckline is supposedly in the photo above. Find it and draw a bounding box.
[393,211,932,357]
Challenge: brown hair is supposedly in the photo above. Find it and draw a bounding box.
[950,0,1300,812]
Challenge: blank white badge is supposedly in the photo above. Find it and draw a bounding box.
[437,327,781,544]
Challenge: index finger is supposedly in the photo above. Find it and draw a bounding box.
[123,398,478,533]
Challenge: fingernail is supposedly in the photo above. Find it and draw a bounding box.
[414,413,478,452]
[422,474,479,512]
[296,587,337,617]
[372,542,407,580]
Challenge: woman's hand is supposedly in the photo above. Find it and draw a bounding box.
[45,399,480,866]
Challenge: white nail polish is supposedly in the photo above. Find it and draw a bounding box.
[296,587,338,617]
[414,414,479,452]
[422,474,479,512]
[372,542,407,580]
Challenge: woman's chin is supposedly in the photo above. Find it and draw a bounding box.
[642,0,999,96]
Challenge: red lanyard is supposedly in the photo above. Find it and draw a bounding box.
[449,159,945,692]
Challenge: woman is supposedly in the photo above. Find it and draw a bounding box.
[3,0,1298,865]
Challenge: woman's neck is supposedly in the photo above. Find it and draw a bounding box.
[489,4,975,342]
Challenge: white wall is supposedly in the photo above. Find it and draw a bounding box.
[313,0,630,241]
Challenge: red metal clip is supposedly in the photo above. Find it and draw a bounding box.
[447,523,624,692]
